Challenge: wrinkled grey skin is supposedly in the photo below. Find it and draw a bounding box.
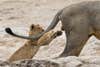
[5,1,100,57]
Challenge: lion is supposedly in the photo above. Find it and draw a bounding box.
[5,1,100,57]
[8,24,62,62]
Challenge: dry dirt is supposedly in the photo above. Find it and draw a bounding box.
[0,0,99,61]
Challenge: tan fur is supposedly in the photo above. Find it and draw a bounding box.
[38,30,62,46]
[38,30,55,46]
[8,24,43,62]
[8,24,62,62]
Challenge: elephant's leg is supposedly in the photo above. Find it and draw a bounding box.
[59,31,89,57]
[59,20,91,57]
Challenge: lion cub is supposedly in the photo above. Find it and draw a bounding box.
[8,24,62,62]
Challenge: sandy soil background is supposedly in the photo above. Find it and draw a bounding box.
[0,0,99,61]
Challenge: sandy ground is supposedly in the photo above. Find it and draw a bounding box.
[0,0,99,61]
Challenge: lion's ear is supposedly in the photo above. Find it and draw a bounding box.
[30,24,34,30]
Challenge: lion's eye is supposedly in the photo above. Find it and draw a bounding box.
[42,29,44,31]
[30,25,34,30]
